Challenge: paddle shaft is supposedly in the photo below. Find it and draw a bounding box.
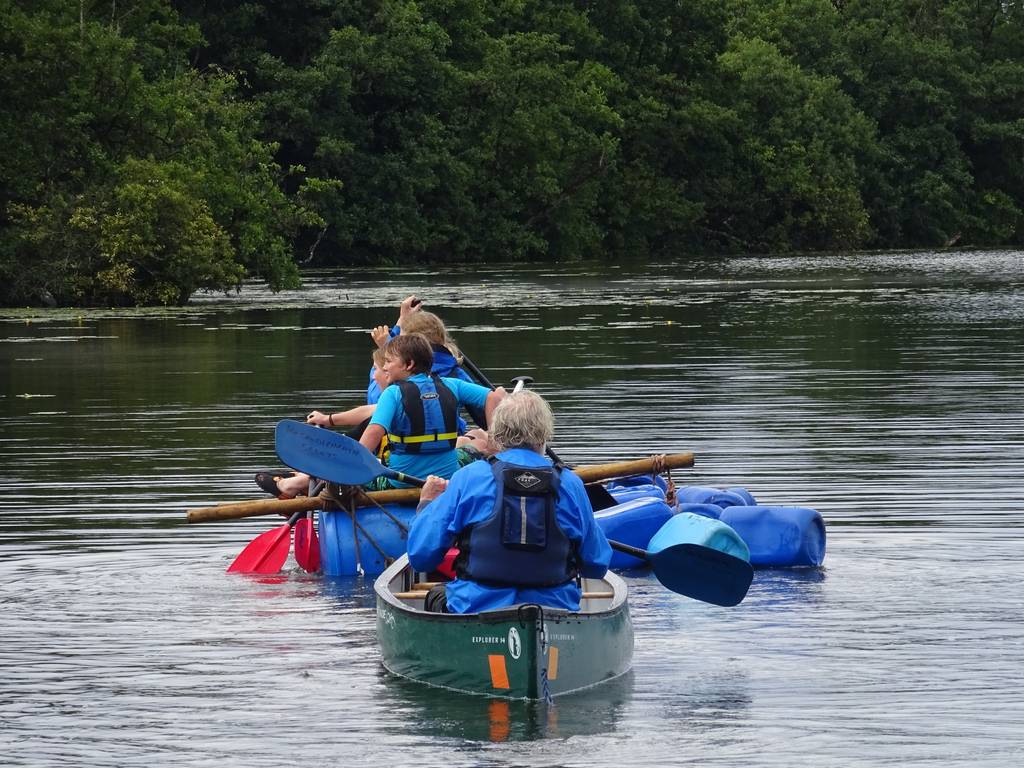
[458,354,570,466]
[457,354,495,391]
[186,451,693,523]
[608,539,647,560]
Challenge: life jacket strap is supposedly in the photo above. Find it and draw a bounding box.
[386,431,459,444]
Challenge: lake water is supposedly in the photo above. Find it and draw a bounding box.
[2,251,1023,766]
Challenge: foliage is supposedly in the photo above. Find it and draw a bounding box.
[2,0,1023,306]
[0,0,315,306]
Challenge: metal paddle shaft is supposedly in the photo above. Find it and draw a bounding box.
[275,420,426,487]
[226,510,304,574]
[608,539,754,607]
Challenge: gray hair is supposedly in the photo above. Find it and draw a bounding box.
[489,390,555,452]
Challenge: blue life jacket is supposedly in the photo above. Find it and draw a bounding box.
[368,345,479,430]
[388,375,459,454]
[455,459,578,588]
[430,344,485,429]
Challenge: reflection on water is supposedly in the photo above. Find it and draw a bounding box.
[381,670,635,743]
[3,251,1024,766]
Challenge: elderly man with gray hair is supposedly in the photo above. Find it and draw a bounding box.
[408,390,612,614]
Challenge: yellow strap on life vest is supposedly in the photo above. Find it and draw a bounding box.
[387,431,459,444]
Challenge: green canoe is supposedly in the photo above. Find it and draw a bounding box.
[374,555,634,700]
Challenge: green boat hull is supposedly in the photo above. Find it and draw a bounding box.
[374,556,633,700]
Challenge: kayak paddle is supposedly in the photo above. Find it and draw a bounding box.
[608,539,754,607]
[293,511,320,572]
[460,360,572,466]
[227,510,304,574]
[293,477,322,573]
[275,419,426,488]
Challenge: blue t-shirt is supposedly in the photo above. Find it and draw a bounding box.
[407,447,612,613]
[370,374,490,483]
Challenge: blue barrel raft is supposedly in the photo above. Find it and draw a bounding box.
[716,506,826,567]
[314,481,825,575]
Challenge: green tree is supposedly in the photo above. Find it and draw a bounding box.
[0,0,314,306]
[701,35,874,251]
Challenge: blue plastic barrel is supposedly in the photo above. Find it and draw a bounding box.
[676,502,724,520]
[716,506,826,567]
[676,485,749,509]
[319,505,415,577]
[607,474,669,493]
[607,483,667,505]
[724,486,757,506]
[594,496,675,569]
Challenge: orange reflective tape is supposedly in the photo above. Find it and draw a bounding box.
[547,646,559,680]
[488,654,510,690]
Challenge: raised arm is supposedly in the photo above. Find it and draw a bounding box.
[395,295,422,329]
[484,386,507,426]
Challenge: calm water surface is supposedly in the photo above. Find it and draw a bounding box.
[2,251,1024,766]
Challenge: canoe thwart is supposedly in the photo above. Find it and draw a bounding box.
[393,589,615,600]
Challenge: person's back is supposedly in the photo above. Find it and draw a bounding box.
[407,390,612,613]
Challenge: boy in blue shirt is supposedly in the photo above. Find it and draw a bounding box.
[360,334,504,487]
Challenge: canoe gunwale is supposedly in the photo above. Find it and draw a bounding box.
[374,554,629,620]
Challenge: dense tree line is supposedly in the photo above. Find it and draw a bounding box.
[2,0,1021,306]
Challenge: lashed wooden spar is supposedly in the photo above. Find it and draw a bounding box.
[186,452,694,524]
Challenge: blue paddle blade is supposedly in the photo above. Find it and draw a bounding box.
[649,543,754,607]
[275,420,386,486]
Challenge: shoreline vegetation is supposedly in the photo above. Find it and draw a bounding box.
[2,1,1022,308]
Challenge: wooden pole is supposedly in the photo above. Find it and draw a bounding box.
[186,451,694,524]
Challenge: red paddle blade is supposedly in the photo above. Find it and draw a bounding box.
[293,517,320,573]
[227,523,292,574]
